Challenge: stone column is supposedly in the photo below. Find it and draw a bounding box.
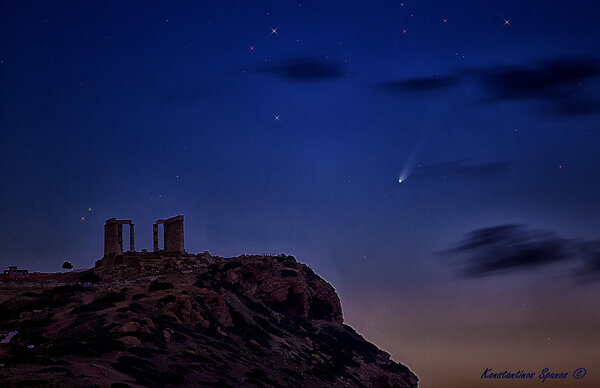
[153,223,159,252]
[163,215,185,253]
[117,224,123,253]
[104,219,122,256]
[129,224,135,252]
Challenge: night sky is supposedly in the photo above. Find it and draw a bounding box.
[1,1,600,387]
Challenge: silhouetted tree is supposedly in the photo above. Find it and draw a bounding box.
[62,261,73,270]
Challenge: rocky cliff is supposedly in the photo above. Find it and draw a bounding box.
[0,253,418,387]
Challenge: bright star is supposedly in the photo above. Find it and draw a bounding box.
[402,28,407,34]
[269,25,280,36]
[502,18,512,26]
[442,18,448,23]
[80,216,86,222]
[249,45,255,52]
[87,207,92,212]
[273,114,280,121]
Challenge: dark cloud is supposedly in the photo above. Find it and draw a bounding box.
[574,240,600,283]
[260,56,345,81]
[480,58,598,100]
[478,57,600,115]
[380,75,458,93]
[411,159,509,181]
[444,224,600,282]
[380,56,600,116]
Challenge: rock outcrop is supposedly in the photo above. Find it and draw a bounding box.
[0,254,418,387]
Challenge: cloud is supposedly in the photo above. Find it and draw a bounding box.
[444,224,600,282]
[260,56,345,81]
[479,58,598,100]
[380,75,458,93]
[411,159,509,181]
[477,57,600,115]
[380,56,600,116]
[574,240,600,282]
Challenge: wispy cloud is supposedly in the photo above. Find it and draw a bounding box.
[380,56,600,116]
[444,224,600,282]
[379,75,458,93]
[260,56,345,81]
[477,57,600,115]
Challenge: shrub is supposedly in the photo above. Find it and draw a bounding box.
[148,280,174,291]
[79,271,100,284]
[156,295,176,307]
[280,270,298,278]
[112,356,189,387]
[222,260,242,271]
[72,303,115,314]
[93,291,125,304]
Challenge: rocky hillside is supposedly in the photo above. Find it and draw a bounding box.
[0,254,418,387]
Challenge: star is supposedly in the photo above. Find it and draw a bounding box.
[273,114,280,121]
[269,25,280,36]
[80,216,86,222]
[442,18,448,24]
[248,45,255,52]
[87,207,92,212]
[402,28,408,34]
[502,17,512,26]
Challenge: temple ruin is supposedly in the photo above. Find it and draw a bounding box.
[153,215,184,253]
[101,215,195,268]
[104,218,135,256]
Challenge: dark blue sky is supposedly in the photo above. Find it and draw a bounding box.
[2,1,600,386]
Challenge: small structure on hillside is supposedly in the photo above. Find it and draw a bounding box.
[2,266,29,280]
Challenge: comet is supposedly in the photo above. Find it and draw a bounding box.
[397,127,430,184]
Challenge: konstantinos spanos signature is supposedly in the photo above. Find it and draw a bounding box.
[481,367,587,382]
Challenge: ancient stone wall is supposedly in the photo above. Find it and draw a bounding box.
[163,216,184,253]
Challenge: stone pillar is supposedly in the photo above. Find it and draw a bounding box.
[104,218,122,256]
[117,224,123,253]
[129,224,135,252]
[153,223,159,252]
[163,215,185,253]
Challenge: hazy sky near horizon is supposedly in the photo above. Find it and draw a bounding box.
[1,1,599,386]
